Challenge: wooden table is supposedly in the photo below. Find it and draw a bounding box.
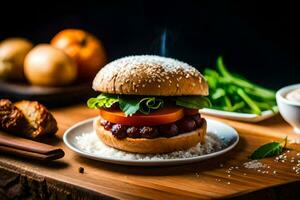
[1,105,300,199]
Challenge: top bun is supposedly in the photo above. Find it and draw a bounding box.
[92,55,208,96]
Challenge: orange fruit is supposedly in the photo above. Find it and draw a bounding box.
[51,29,107,80]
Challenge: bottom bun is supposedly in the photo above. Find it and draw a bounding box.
[93,118,207,154]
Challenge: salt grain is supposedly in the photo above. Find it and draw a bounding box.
[243,160,266,169]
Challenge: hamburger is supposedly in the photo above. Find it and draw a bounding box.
[88,55,210,154]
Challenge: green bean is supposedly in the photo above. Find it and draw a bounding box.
[204,56,277,115]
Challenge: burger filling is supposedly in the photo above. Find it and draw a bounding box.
[99,113,204,139]
[88,93,210,140]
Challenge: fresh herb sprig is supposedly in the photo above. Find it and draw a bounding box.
[204,56,277,115]
[250,137,287,160]
[87,93,211,116]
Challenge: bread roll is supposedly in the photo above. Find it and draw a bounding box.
[93,55,208,96]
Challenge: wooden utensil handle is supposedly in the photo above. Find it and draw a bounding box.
[0,145,64,161]
[0,132,64,156]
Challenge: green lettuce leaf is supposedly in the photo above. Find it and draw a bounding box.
[176,96,211,109]
[139,97,164,114]
[87,94,164,116]
[87,93,210,116]
[119,98,140,116]
[87,93,119,108]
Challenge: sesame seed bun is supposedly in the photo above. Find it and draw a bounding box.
[92,55,208,96]
[93,118,207,154]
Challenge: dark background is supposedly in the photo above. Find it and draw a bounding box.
[1,0,299,90]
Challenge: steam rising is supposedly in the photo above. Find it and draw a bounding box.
[160,29,167,56]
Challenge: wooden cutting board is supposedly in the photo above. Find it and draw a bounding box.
[1,105,300,199]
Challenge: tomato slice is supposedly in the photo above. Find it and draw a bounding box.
[99,106,184,126]
[183,108,199,116]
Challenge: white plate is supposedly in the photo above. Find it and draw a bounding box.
[63,118,239,166]
[200,108,278,123]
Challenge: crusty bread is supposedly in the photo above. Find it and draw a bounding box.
[94,118,207,154]
[92,55,208,96]
[0,99,28,133]
[14,101,58,138]
[0,99,58,139]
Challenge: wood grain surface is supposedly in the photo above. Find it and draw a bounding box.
[1,105,300,199]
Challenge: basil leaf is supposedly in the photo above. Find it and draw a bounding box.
[250,137,287,160]
[250,142,282,160]
[176,96,211,109]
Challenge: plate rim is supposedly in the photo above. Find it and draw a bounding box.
[63,117,239,165]
[200,108,277,122]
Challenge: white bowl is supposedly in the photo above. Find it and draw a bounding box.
[276,83,300,133]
